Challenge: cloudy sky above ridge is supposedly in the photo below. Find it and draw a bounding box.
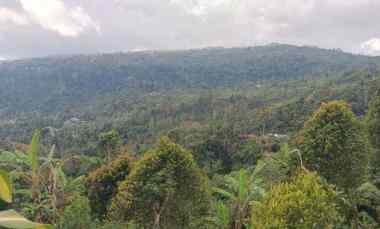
[0,0,380,59]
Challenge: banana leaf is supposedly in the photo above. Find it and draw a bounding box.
[0,210,52,229]
[0,170,12,203]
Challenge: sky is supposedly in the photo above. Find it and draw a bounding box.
[0,0,380,59]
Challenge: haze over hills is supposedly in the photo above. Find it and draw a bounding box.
[0,44,380,153]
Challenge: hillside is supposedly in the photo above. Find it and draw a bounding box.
[0,44,379,153]
[0,44,378,113]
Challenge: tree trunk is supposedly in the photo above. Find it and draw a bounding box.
[153,212,161,229]
[152,194,170,229]
[106,147,111,163]
[233,209,242,229]
[234,221,241,229]
[31,174,41,222]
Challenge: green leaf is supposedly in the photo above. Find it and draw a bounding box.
[29,130,41,174]
[35,224,54,229]
[0,170,12,203]
[212,187,235,200]
[0,210,52,229]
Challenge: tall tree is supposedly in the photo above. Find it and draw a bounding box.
[110,137,210,229]
[297,101,369,190]
[193,123,240,174]
[366,91,380,182]
[98,129,123,162]
[85,153,131,219]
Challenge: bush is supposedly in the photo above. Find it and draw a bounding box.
[252,171,342,228]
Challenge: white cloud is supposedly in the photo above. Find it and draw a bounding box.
[0,7,29,25]
[361,38,380,55]
[168,0,314,44]
[1,0,380,58]
[19,0,100,37]
[171,0,232,16]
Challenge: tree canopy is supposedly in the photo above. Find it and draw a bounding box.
[110,137,210,229]
[86,153,132,219]
[297,101,369,190]
[366,91,380,182]
[251,171,342,228]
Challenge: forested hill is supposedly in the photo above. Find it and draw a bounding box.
[1,44,380,154]
[0,44,378,114]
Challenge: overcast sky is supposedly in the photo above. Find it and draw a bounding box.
[0,0,380,59]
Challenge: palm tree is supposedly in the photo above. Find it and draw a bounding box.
[213,163,265,229]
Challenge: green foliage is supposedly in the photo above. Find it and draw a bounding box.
[0,170,52,229]
[366,91,380,182]
[85,153,131,219]
[0,170,12,204]
[297,101,369,190]
[110,137,210,229]
[98,129,123,161]
[356,182,380,225]
[62,155,103,177]
[251,171,342,228]
[232,139,262,169]
[192,123,240,174]
[0,46,379,228]
[213,165,265,229]
[1,46,379,156]
[28,129,42,211]
[96,221,134,229]
[29,130,41,175]
[208,201,231,229]
[0,150,30,171]
[0,45,374,114]
[57,195,94,229]
[254,145,300,188]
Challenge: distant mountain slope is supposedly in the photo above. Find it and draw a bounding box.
[1,44,380,153]
[0,44,378,114]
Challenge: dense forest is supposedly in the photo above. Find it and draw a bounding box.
[1,44,380,228]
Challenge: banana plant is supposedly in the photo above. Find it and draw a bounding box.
[0,169,52,229]
[0,130,56,223]
[208,201,231,229]
[0,130,43,203]
[213,162,265,229]
[29,130,41,206]
[39,145,86,223]
[0,131,85,224]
